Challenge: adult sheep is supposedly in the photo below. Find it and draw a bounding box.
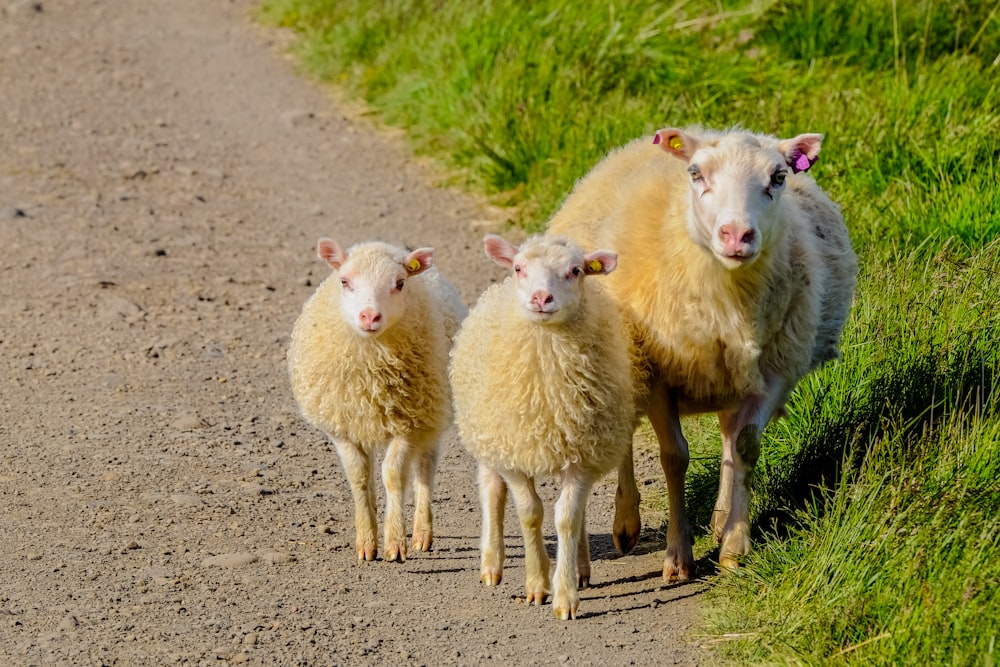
[547,126,858,578]
[288,238,465,563]
[450,234,638,620]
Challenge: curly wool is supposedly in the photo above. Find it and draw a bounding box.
[547,131,857,411]
[450,278,636,478]
[288,268,454,451]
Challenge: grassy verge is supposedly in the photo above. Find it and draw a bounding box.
[259,0,1000,663]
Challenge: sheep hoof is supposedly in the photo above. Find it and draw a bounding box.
[553,605,578,621]
[719,556,740,571]
[411,531,433,552]
[577,573,590,589]
[526,589,549,606]
[612,512,641,554]
[662,554,692,582]
[480,569,502,586]
[383,542,407,563]
[357,543,378,562]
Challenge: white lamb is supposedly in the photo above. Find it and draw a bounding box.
[288,238,465,562]
[547,126,858,578]
[450,233,638,620]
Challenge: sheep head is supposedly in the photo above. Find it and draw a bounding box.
[654,127,823,270]
[317,238,433,337]
[483,234,617,325]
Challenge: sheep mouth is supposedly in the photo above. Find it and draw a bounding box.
[717,250,758,267]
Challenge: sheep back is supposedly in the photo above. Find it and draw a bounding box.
[548,134,855,409]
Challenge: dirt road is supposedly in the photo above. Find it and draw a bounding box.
[0,1,707,663]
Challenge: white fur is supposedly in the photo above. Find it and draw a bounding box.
[547,127,857,577]
[450,234,639,619]
[288,239,465,563]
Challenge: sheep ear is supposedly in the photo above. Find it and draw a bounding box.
[404,247,434,276]
[583,250,618,276]
[483,234,518,269]
[654,128,696,160]
[779,133,823,173]
[317,238,347,269]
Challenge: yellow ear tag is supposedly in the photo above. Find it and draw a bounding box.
[668,135,683,150]
[587,259,603,273]
[408,259,422,272]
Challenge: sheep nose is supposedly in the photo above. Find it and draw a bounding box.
[530,291,554,310]
[359,308,382,329]
[718,224,756,254]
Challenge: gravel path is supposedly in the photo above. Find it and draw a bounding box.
[0,1,708,664]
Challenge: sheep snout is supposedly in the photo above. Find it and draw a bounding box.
[717,223,758,260]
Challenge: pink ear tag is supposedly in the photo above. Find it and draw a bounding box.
[793,151,817,173]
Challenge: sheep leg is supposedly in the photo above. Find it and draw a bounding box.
[410,444,438,552]
[381,436,415,563]
[648,382,694,581]
[710,416,736,542]
[502,470,551,605]
[612,439,642,554]
[478,464,507,586]
[715,380,787,569]
[333,440,378,562]
[576,504,591,589]
[553,466,596,620]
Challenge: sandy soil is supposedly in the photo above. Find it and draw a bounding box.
[0,0,709,664]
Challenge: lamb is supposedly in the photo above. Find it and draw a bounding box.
[288,238,465,563]
[449,233,638,620]
[547,126,858,578]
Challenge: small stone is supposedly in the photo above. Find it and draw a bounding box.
[243,633,258,646]
[0,206,26,220]
[260,552,295,565]
[169,493,204,507]
[317,524,332,535]
[201,553,258,568]
[26,552,42,561]
[100,471,122,482]
[58,614,78,631]
[170,414,204,431]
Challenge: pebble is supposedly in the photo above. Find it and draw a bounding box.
[260,552,295,565]
[169,493,204,507]
[26,552,42,561]
[202,552,258,568]
[0,206,26,219]
[58,614,78,631]
[100,471,122,482]
[170,414,205,431]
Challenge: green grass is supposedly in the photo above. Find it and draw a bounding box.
[258,0,1000,663]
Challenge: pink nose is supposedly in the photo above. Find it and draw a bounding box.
[530,291,554,310]
[718,224,756,256]
[359,309,382,329]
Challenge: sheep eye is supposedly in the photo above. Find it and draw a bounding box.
[571,266,582,277]
[395,279,405,291]
[340,278,351,291]
[514,265,523,275]
[771,170,787,187]
[687,165,703,182]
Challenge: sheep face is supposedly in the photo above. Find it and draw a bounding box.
[317,238,433,337]
[483,234,617,325]
[654,127,823,270]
